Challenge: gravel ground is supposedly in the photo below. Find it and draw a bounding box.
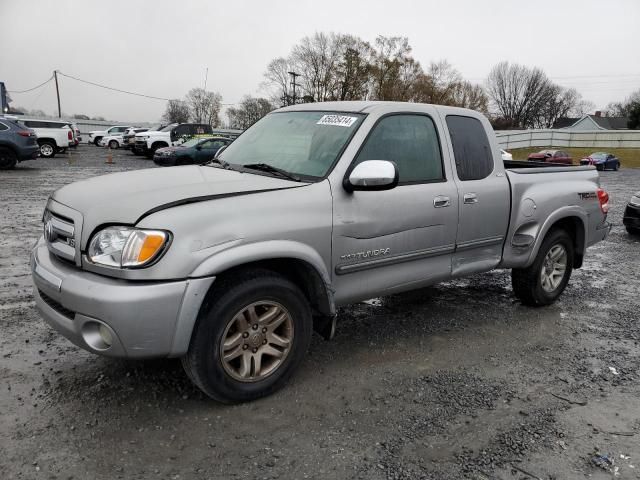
[1,145,639,480]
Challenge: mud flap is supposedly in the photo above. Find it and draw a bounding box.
[313,314,337,341]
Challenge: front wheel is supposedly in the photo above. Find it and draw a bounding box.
[182,270,312,403]
[108,140,119,149]
[512,229,574,306]
[93,137,102,146]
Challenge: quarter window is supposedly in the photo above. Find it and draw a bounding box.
[353,114,444,183]
[446,115,494,181]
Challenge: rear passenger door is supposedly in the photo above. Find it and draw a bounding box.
[444,115,510,276]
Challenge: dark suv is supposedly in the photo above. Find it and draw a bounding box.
[0,117,39,169]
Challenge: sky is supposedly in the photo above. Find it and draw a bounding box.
[1,0,639,123]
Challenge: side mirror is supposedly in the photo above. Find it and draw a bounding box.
[214,145,228,159]
[344,160,399,192]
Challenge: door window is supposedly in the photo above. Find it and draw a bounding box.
[446,115,494,181]
[353,114,444,183]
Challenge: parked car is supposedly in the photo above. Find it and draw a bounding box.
[623,192,640,235]
[16,118,74,158]
[88,125,130,146]
[31,102,611,403]
[527,149,573,165]
[579,152,620,171]
[0,116,39,169]
[122,127,150,150]
[500,149,512,161]
[134,123,213,158]
[153,136,232,166]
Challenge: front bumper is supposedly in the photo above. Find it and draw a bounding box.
[153,155,178,166]
[623,204,640,228]
[31,239,215,358]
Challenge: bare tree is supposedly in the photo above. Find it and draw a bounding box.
[162,99,190,124]
[185,88,223,127]
[605,89,640,117]
[370,36,416,100]
[334,35,374,100]
[291,32,344,102]
[227,97,275,129]
[263,57,294,106]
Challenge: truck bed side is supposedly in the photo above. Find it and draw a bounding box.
[500,165,608,269]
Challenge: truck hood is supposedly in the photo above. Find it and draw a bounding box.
[50,166,308,245]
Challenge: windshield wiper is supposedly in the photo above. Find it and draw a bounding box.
[242,163,301,181]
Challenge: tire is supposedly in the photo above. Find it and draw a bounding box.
[0,147,17,169]
[93,137,102,146]
[132,149,142,156]
[512,229,574,307]
[614,162,619,171]
[108,140,119,149]
[182,270,312,403]
[627,227,640,236]
[596,164,603,171]
[39,141,56,158]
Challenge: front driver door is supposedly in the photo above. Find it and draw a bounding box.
[331,112,459,305]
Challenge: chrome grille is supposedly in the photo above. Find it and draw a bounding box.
[44,210,76,263]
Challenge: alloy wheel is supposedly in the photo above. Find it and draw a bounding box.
[220,301,294,382]
[540,244,567,293]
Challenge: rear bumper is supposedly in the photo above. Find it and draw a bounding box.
[623,204,640,228]
[18,145,40,161]
[31,239,215,358]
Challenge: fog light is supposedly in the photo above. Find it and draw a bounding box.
[99,324,113,347]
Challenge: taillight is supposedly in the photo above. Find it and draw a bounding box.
[68,130,73,140]
[597,188,609,214]
[17,130,31,137]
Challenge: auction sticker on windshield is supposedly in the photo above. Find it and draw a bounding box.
[317,115,359,127]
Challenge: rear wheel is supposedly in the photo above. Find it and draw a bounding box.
[39,141,56,158]
[0,147,17,169]
[512,229,574,306]
[182,270,312,403]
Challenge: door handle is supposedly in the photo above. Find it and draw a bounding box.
[433,196,450,208]
[463,193,478,204]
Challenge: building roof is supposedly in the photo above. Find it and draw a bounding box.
[588,115,629,130]
[553,117,580,129]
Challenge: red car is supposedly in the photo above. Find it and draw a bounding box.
[527,149,573,165]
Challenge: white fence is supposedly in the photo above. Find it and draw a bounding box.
[495,129,640,149]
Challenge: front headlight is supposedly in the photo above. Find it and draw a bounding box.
[630,195,640,207]
[87,227,169,268]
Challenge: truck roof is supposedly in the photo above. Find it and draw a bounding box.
[277,101,479,117]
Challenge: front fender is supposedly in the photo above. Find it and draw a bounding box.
[189,240,332,286]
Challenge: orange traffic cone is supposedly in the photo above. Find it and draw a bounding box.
[106,146,114,165]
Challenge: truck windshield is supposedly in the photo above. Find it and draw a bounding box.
[218,111,364,179]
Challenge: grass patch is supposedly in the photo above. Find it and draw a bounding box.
[506,147,640,168]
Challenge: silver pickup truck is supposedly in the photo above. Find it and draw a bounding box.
[31,101,611,402]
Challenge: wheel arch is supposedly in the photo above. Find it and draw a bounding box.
[37,137,58,147]
[190,241,334,317]
[528,209,587,269]
[151,141,169,150]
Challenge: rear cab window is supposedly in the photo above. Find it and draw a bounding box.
[445,115,494,181]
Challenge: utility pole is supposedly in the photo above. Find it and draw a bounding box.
[53,70,61,118]
[288,71,301,105]
[203,67,209,91]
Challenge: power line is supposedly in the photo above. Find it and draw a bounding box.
[57,71,171,101]
[7,75,54,93]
